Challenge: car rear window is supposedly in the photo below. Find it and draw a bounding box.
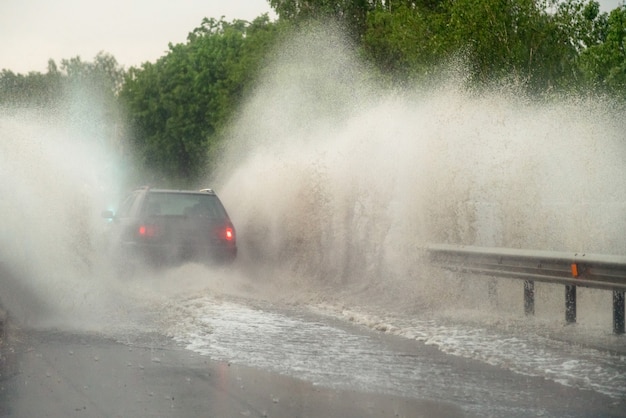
[142,192,227,219]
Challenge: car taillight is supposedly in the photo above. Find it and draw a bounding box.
[213,224,236,242]
[138,224,159,238]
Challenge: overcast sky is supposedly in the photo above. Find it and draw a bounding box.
[0,0,274,73]
[1,0,623,74]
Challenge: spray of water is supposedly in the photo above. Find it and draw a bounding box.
[1,24,624,333]
[214,25,626,314]
[0,93,125,328]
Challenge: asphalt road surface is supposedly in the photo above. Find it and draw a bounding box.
[1,312,625,418]
[0,328,463,418]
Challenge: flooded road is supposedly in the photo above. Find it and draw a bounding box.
[2,292,624,418]
[163,288,626,418]
[2,262,626,417]
[5,328,461,418]
[72,267,626,417]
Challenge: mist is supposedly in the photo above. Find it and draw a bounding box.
[1,25,625,331]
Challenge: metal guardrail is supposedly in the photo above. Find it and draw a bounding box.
[426,244,626,334]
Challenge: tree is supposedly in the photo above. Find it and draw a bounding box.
[362,2,448,81]
[578,5,626,96]
[0,67,61,108]
[444,0,549,87]
[120,16,283,185]
[61,52,125,96]
[0,53,124,111]
[360,0,610,93]
[269,0,375,40]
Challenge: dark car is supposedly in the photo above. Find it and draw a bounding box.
[102,187,236,270]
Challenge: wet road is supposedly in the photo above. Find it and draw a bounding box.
[167,295,626,418]
[2,293,625,418]
[1,329,462,418]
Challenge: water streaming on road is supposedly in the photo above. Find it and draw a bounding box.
[163,286,626,417]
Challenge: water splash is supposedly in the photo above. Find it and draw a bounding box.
[215,26,626,300]
[0,100,123,327]
[1,24,624,335]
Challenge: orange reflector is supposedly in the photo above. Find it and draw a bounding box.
[571,263,579,277]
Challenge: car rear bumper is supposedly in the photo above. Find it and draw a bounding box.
[122,242,237,266]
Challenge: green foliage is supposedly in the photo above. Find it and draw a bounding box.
[269,0,373,40]
[0,69,56,108]
[0,60,64,108]
[119,16,284,185]
[362,3,448,81]
[360,0,610,92]
[0,52,124,110]
[579,6,626,96]
[271,0,616,94]
[3,1,626,185]
[445,0,545,83]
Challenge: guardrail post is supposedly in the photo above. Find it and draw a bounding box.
[524,280,534,315]
[427,244,626,333]
[614,290,625,334]
[565,285,577,323]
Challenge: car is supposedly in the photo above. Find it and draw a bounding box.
[102,187,236,271]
